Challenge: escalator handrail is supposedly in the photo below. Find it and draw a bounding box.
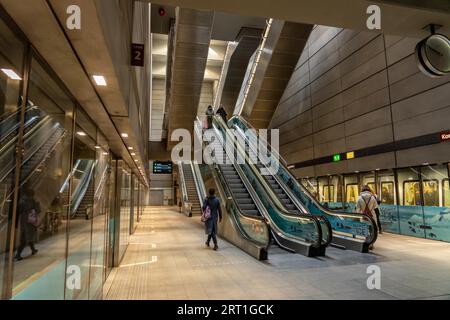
[70,160,97,216]
[0,117,54,183]
[215,116,323,227]
[178,161,193,214]
[0,126,66,218]
[230,115,378,245]
[94,165,110,201]
[211,118,323,249]
[210,163,271,248]
[233,124,332,246]
[191,161,207,204]
[0,116,39,145]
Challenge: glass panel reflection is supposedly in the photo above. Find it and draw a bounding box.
[12,57,73,300]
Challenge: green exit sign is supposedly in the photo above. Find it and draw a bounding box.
[333,154,341,162]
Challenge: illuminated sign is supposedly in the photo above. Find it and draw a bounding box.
[153,161,173,174]
[441,131,450,142]
[346,151,355,159]
[333,154,341,162]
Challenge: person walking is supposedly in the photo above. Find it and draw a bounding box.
[205,105,214,129]
[15,188,40,261]
[202,188,222,250]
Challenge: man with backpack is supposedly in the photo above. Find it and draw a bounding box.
[355,185,382,245]
[202,188,222,251]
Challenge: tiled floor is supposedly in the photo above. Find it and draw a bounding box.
[105,206,450,300]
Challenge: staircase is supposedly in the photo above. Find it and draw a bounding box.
[182,163,202,216]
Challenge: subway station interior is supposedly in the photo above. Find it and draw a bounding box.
[0,0,450,301]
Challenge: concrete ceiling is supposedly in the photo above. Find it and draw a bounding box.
[150,0,450,38]
[166,7,214,150]
[150,2,267,40]
[0,0,148,184]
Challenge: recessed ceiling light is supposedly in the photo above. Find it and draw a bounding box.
[131,153,136,156]
[135,159,139,162]
[121,133,128,138]
[103,152,109,155]
[77,131,86,136]
[1,68,22,80]
[128,147,133,150]
[93,75,107,86]
[95,146,101,149]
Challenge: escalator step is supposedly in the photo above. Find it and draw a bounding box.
[242,209,259,216]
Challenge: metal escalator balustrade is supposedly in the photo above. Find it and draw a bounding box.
[229,115,378,252]
[200,125,270,251]
[211,116,324,256]
[182,162,202,216]
[232,121,332,247]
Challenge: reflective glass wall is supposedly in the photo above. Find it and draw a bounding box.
[0,15,25,299]
[0,9,146,300]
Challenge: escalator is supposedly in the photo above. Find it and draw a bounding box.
[178,162,204,217]
[229,115,378,252]
[0,112,67,231]
[59,159,96,219]
[206,115,326,257]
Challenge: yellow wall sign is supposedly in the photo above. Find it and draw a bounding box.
[346,151,355,159]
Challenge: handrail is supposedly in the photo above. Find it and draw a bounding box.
[0,117,55,184]
[60,159,81,194]
[211,116,323,249]
[0,126,67,218]
[191,161,206,204]
[210,163,270,248]
[94,165,110,201]
[229,115,378,245]
[177,161,192,216]
[70,160,97,217]
[233,124,332,246]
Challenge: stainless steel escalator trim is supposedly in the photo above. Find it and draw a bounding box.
[70,160,97,218]
[178,161,193,217]
[211,119,322,251]
[0,126,67,219]
[230,115,378,246]
[233,124,333,246]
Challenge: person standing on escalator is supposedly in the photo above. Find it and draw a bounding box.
[206,105,214,129]
[216,106,228,123]
[202,188,222,251]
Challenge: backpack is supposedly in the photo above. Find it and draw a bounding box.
[201,199,212,222]
[27,208,40,227]
[362,195,373,216]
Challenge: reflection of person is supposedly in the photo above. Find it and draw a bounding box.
[15,188,40,261]
[202,188,222,251]
[205,105,214,129]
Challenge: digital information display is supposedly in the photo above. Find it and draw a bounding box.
[153,161,173,174]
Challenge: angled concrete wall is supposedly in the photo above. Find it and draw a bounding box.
[270,26,450,178]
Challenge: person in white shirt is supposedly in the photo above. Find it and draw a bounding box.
[355,185,382,235]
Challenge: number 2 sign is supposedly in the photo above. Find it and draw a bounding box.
[131,44,145,67]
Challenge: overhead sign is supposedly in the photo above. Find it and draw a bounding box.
[153,161,173,174]
[441,131,450,142]
[131,43,145,67]
[346,151,355,159]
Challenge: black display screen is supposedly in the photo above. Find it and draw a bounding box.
[153,161,173,174]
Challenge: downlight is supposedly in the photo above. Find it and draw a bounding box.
[415,24,450,77]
